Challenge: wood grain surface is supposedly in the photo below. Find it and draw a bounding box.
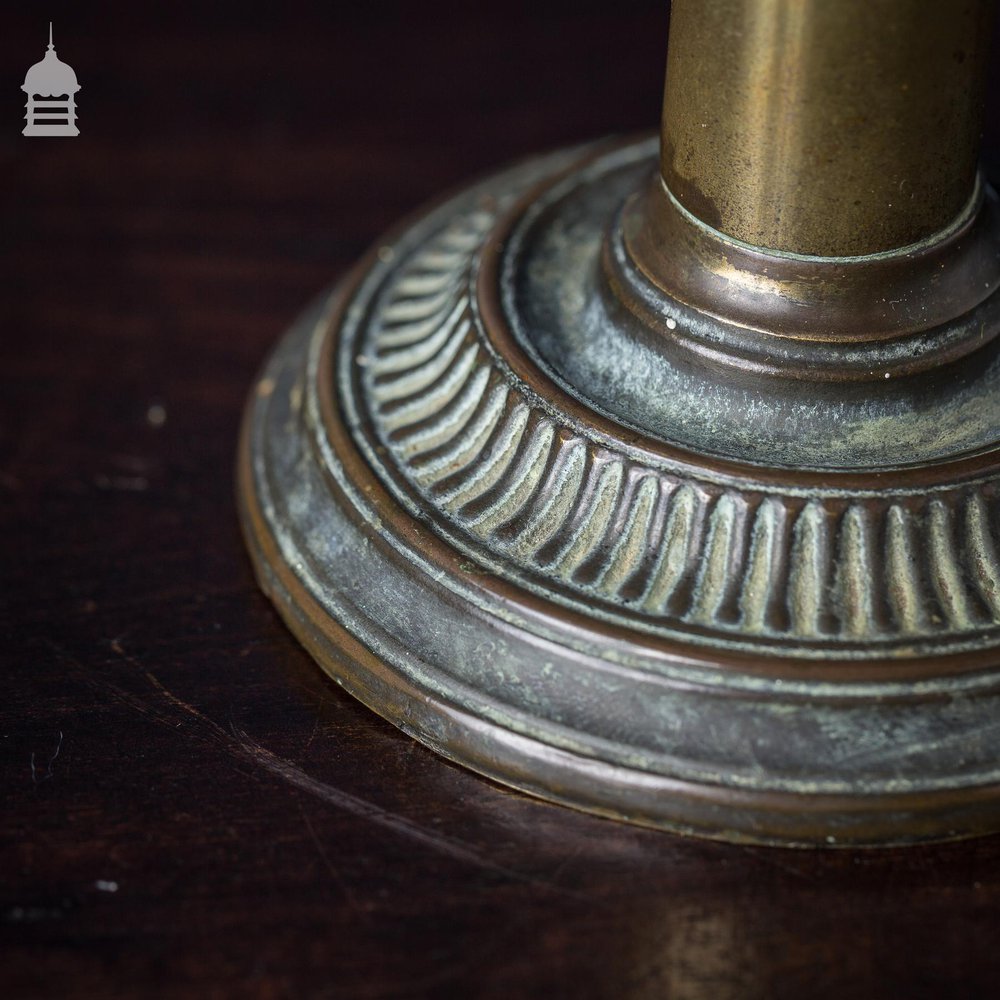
[4,3,1000,997]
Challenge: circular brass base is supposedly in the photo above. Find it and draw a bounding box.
[239,138,1000,847]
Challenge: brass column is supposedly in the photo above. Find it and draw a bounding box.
[661,0,993,257]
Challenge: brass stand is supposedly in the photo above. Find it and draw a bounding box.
[239,0,1000,846]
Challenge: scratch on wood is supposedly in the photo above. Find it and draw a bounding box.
[41,637,577,896]
[30,730,63,786]
[230,721,534,880]
[296,799,370,924]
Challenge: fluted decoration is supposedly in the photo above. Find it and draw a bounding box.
[356,205,1000,648]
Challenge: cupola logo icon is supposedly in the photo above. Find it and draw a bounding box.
[22,23,80,137]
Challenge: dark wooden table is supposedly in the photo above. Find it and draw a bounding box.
[4,3,1000,997]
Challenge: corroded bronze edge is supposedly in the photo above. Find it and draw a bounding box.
[236,331,1000,848]
[236,142,1000,847]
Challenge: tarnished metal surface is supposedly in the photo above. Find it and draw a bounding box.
[623,170,1000,348]
[239,2,1000,846]
[238,140,1000,846]
[356,141,1000,651]
[661,0,993,255]
[511,141,1000,469]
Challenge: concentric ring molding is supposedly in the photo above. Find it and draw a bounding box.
[239,139,1000,846]
[344,143,1000,657]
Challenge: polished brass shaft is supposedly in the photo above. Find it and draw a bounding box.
[661,0,993,257]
